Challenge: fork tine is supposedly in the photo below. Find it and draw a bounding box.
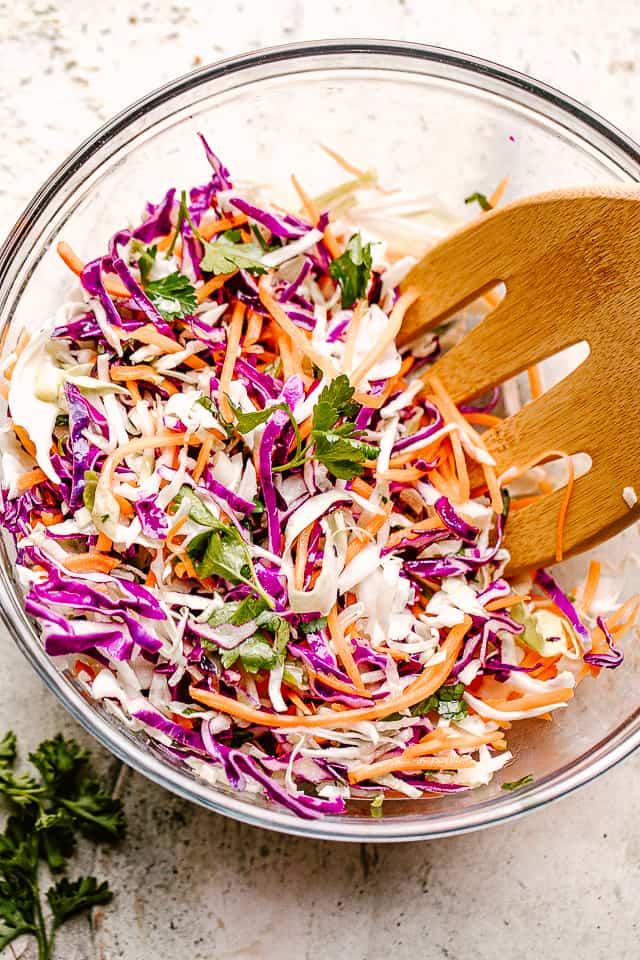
[505,463,640,574]
[422,275,586,404]
[481,362,595,476]
[397,211,519,347]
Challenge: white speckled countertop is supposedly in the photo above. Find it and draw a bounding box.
[1,2,640,957]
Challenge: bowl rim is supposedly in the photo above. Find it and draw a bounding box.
[2,39,640,842]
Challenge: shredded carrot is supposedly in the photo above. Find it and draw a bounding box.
[293,523,313,591]
[199,214,249,241]
[307,668,370,698]
[350,477,375,499]
[17,468,47,493]
[450,428,470,503]
[14,425,36,457]
[144,569,157,588]
[110,364,161,384]
[349,754,476,784]
[344,510,389,566]
[258,277,339,379]
[412,731,505,753]
[192,434,214,484]
[0,383,8,400]
[40,511,64,527]
[114,494,135,519]
[195,271,238,304]
[481,688,574,711]
[527,364,545,400]
[385,517,445,549]
[165,515,188,551]
[287,691,313,716]
[56,241,129,299]
[129,324,182,354]
[377,467,428,484]
[63,553,120,574]
[580,560,601,612]
[501,448,575,562]
[327,606,367,694]
[101,433,188,486]
[189,618,471,728]
[484,593,531,612]
[95,532,112,553]
[291,174,342,259]
[243,310,263,348]
[319,143,368,177]
[218,301,245,422]
[126,380,142,403]
[464,412,503,427]
[488,175,510,208]
[350,289,419,386]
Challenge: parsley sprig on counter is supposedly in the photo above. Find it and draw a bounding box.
[0,731,125,959]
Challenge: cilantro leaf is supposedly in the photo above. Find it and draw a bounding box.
[299,616,327,635]
[175,486,219,527]
[47,876,112,929]
[222,227,243,242]
[273,374,378,480]
[311,433,377,480]
[501,774,534,791]
[228,398,289,434]
[220,612,290,673]
[143,272,197,320]
[312,375,360,432]
[464,191,492,211]
[410,682,468,720]
[178,486,273,607]
[200,237,266,275]
[328,233,373,308]
[194,530,251,583]
[208,595,270,628]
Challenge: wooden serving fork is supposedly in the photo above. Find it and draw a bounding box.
[398,187,640,573]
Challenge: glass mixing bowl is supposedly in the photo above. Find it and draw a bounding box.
[1,41,639,841]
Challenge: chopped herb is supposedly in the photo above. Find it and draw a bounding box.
[464,191,492,211]
[200,236,266,276]
[227,399,289,435]
[218,612,290,673]
[273,375,378,480]
[54,415,69,429]
[410,681,468,721]
[177,486,274,608]
[227,397,303,460]
[222,227,243,243]
[251,223,271,252]
[502,774,534,791]
[0,731,124,959]
[370,792,384,818]
[299,616,328,635]
[142,271,197,320]
[328,233,373,308]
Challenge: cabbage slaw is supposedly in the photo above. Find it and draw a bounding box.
[0,137,636,820]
